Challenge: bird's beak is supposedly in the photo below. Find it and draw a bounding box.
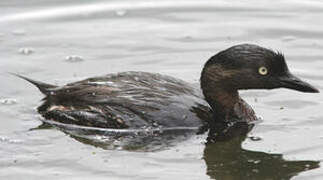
[278,72,319,93]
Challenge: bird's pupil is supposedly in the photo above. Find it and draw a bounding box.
[259,66,267,75]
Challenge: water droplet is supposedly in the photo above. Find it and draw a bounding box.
[92,92,96,96]
[134,77,139,81]
[304,164,312,170]
[249,136,262,141]
[115,10,127,16]
[1,98,17,105]
[65,55,84,63]
[18,48,34,55]
[12,29,26,36]
[252,169,259,173]
[253,160,261,164]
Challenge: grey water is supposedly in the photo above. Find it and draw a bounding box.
[1,0,323,179]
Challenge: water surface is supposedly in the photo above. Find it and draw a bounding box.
[1,0,323,179]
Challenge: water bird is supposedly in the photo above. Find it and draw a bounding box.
[15,44,319,140]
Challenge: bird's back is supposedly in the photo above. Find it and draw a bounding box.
[37,71,212,130]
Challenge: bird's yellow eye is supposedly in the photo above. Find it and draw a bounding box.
[258,66,268,75]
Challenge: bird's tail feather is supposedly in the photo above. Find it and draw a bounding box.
[10,73,57,95]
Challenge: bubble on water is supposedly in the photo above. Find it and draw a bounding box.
[12,29,26,36]
[1,98,18,105]
[65,55,84,63]
[18,48,34,55]
[115,10,127,16]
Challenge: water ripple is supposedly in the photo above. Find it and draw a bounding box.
[2,0,323,22]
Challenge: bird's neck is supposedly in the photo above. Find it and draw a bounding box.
[201,81,257,141]
[202,85,240,120]
[200,64,257,141]
[200,75,257,124]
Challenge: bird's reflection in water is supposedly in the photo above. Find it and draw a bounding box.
[32,121,320,179]
[33,120,203,151]
[204,135,320,180]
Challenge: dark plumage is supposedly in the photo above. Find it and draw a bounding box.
[15,44,319,140]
